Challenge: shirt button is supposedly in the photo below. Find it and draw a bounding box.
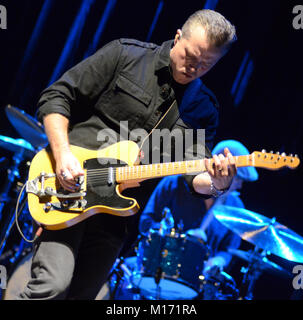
[160,85,170,99]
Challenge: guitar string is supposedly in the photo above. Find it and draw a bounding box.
[45,154,245,179]
[39,154,243,182]
[40,161,208,181]
[66,155,243,176]
[43,166,202,187]
[39,157,247,185]
[41,159,229,184]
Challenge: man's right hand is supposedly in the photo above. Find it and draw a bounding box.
[43,113,84,192]
[56,151,84,192]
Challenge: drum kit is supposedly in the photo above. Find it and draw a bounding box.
[99,205,303,301]
[0,105,48,278]
[1,105,303,300]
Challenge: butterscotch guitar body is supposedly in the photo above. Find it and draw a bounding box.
[27,140,300,231]
[27,141,141,230]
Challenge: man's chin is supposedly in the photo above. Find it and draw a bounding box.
[174,76,192,85]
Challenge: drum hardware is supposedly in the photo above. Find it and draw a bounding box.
[0,186,30,261]
[177,219,184,233]
[199,266,239,300]
[0,146,27,218]
[105,257,142,300]
[0,212,33,300]
[8,220,33,269]
[228,247,292,300]
[159,207,174,236]
[0,249,14,266]
[161,249,168,258]
[0,148,29,256]
[0,105,48,261]
[107,258,127,300]
[154,266,163,300]
[228,248,291,277]
[238,247,270,300]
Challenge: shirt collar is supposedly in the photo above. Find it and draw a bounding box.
[155,40,174,71]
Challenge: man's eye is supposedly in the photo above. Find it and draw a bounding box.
[187,54,197,62]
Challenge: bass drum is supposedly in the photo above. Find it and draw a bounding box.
[135,229,211,300]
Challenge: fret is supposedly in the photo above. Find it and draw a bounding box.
[116,155,253,183]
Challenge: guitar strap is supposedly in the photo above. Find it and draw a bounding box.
[138,99,180,153]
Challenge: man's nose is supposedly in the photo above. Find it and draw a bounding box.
[187,64,198,74]
[189,64,197,72]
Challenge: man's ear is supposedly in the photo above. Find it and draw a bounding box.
[173,29,182,45]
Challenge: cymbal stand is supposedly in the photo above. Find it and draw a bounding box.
[108,258,125,300]
[239,246,268,300]
[0,149,25,256]
[154,267,163,300]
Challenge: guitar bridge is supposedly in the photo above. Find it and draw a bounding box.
[26,172,86,198]
[26,172,56,196]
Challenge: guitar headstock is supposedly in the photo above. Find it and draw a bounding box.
[251,150,300,170]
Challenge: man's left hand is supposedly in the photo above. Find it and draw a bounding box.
[205,147,237,191]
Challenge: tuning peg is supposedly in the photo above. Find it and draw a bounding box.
[270,151,273,153]
[289,153,293,157]
[295,154,298,158]
[276,152,280,155]
[281,152,286,156]
[262,149,266,153]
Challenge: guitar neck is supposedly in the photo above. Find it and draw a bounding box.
[116,154,254,183]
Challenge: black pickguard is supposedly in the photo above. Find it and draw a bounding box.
[83,158,134,210]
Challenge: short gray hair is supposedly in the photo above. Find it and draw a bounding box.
[181,9,237,50]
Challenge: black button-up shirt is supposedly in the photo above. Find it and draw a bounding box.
[36,38,220,194]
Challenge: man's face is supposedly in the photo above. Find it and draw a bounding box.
[170,26,224,84]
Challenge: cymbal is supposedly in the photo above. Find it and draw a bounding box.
[0,135,35,159]
[212,205,303,263]
[228,248,291,277]
[5,105,47,149]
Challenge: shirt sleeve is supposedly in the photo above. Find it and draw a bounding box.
[36,39,123,122]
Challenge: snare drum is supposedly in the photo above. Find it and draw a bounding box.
[134,229,211,300]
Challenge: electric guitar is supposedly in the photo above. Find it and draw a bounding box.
[26,141,300,230]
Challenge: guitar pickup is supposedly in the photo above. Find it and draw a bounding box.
[44,187,86,199]
[44,199,87,212]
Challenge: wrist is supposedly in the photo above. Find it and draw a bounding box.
[53,144,71,160]
[210,181,229,198]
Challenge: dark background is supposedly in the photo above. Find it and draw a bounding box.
[0,0,302,300]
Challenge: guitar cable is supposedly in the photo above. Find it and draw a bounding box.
[15,181,43,243]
